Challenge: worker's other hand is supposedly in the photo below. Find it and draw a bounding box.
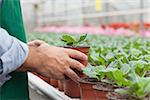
[19,40,88,82]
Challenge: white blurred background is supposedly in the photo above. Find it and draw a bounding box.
[21,0,150,32]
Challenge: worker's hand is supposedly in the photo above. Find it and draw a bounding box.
[19,40,88,82]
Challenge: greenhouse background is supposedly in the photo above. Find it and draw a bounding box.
[21,0,150,32]
[16,0,150,100]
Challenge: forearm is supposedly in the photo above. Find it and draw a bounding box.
[0,28,28,86]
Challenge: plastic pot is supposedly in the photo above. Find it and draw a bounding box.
[64,79,80,98]
[38,75,50,83]
[107,92,138,100]
[78,78,98,100]
[58,80,64,91]
[50,79,58,88]
[64,46,90,98]
[93,83,115,100]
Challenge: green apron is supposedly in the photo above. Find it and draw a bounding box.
[0,0,29,100]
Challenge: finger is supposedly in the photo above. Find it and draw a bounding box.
[64,68,80,83]
[28,40,45,47]
[33,40,45,46]
[66,49,88,61]
[27,41,35,46]
[68,58,85,72]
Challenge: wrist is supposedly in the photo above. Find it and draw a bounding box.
[17,46,44,72]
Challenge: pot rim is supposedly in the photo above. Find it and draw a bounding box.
[60,46,90,48]
[78,77,98,85]
[107,92,139,100]
[92,84,114,92]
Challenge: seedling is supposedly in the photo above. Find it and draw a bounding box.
[61,34,87,46]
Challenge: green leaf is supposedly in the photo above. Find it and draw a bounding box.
[97,55,106,65]
[120,63,131,75]
[83,65,98,79]
[144,55,150,61]
[130,60,150,77]
[61,35,76,45]
[95,66,106,80]
[88,52,101,66]
[106,53,115,65]
[78,34,87,43]
[130,48,142,57]
[128,77,150,98]
[128,71,140,82]
[96,67,131,86]
[109,69,131,86]
[115,88,129,95]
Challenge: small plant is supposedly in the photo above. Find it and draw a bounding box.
[115,77,150,99]
[83,61,150,98]
[83,65,131,87]
[61,34,87,46]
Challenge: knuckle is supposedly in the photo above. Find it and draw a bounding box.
[76,62,81,67]
[63,48,69,53]
[65,58,70,64]
[63,66,69,73]
[65,58,71,65]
